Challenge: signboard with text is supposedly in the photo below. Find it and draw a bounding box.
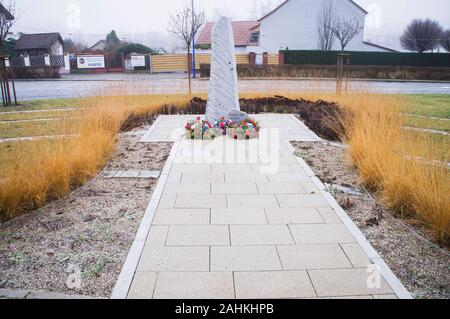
[77,55,105,69]
[131,55,146,67]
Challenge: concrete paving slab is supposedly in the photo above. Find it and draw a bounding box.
[234,271,316,299]
[153,272,235,299]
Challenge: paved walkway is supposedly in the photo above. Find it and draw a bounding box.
[113,114,410,299]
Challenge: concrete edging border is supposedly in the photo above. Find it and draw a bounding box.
[139,116,163,143]
[290,114,322,141]
[283,138,412,299]
[111,131,180,299]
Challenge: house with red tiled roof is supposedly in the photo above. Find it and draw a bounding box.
[197,0,394,53]
[196,21,261,53]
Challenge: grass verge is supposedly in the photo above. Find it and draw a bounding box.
[404,94,450,119]
[0,98,84,113]
[0,109,85,122]
[0,119,80,139]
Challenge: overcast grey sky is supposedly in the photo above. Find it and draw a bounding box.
[8,0,450,51]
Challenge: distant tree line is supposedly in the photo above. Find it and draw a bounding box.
[64,30,155,56]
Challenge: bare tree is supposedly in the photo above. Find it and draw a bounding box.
[439,29,450,52]
[329,17,363,51]
[400,19,443,53]
[247,0,278,20]
[168,1,205,95]
[64,39,88,53]
[317,0,336,50]
[0,0,17,55]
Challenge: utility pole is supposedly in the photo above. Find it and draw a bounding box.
[192,0,197,79]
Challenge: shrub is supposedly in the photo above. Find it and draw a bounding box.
[282,50,450,67]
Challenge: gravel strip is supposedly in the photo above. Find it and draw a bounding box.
[292,141,450,299]
[0,126,172,298]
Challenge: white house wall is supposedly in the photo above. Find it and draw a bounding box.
[49,41,64,55]
[259,0,387,53]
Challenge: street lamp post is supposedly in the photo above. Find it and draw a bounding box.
[192,0,197,79]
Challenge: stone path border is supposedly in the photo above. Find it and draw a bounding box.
[0,107,82,115]
[403,126,449,136]
[103,170,161,179]
[403,114,450,122]
[0,134,79,144]
[111,142,180,299]
[0,117,81,125]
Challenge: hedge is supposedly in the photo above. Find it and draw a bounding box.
[282,50,450,67]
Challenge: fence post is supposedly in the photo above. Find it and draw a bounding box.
[64,53,71,73]
[149,54,153,74]
[279,51,285,65]
[249,52,256,65]
[44,53,51,66]
[24,54,30,67]
[263,52,269,65]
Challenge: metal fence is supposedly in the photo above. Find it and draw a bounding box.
[29,55,45,67]
[10,56,25,67]
[50,55,65,67]
[8,54,65,68]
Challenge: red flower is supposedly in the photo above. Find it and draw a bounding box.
[197,116,201,121]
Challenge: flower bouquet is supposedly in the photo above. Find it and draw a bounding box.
[185,117,213,140]
[185,117,260,140]
[227,119,260,140]
[213,116,234,135]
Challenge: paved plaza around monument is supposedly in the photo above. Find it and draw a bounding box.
[111,114,411,299]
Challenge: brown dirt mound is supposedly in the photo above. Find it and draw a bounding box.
[121,96,345,142]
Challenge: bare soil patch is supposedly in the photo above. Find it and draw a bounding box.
[292,141,450,299]
[0,127,171,297]
[240,96,344,141]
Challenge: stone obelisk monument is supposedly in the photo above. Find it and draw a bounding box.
[205,17,241,123]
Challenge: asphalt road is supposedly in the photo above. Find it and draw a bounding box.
[12,73,450,101]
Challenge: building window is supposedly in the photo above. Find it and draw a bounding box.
[249,32,260,45]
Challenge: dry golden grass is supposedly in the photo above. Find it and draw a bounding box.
[1,89,448,244]
[241,91,449,242]
[0,93,190,219]
[322,93,449,243]
[346,101,449,243]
